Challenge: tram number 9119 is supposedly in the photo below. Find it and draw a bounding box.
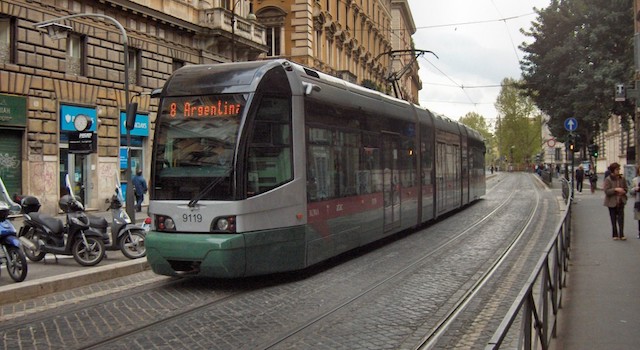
[183,213,203,223]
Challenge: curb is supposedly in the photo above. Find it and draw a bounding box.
[0,259,149,306]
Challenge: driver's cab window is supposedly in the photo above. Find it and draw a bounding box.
[246,96,292,196]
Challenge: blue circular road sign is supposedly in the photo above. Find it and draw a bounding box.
[564,118,578,132]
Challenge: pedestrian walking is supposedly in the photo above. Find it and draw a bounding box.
[132,169,147,212]
[589,171,598,193]
[603,162,628,240]
[575,164,585,192]
[630,167,640,238]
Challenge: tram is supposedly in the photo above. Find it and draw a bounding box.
[146,59,486,278]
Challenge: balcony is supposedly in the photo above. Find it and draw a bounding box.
[200,8,267,61]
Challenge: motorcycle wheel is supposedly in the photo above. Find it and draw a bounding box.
[72,235,105,266]
[120,229,146,259]
[6,246,28,282]
[21,227,46,262]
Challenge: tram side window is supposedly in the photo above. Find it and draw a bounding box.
[399,137,417,187]
[307,128,333,201]
[421,129,433,186]
[360,132,380,194]
[307,128,361,200]
[246,96,292,196]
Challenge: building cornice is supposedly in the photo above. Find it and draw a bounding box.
[99,0,201,33]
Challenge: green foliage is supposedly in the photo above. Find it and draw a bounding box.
[495,78,544,164]
[459,112,495,164]
[520,0,634,145]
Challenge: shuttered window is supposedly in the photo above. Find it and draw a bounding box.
[0,130,22,196]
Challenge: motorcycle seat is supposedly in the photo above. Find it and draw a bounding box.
[87,214,108,229]
[29,212,64,234]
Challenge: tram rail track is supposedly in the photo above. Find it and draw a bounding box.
[260,176,528,349]
[415,177,542,349]
[0,173,558,350]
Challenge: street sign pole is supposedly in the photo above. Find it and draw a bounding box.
[564,118,578,198]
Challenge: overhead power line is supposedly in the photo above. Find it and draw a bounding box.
[415,12,536,30]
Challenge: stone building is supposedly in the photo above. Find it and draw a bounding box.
[0,0,418,214]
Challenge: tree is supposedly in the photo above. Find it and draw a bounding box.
[520,0,634,148]
[495,78,544,166]
[459,112,495,165]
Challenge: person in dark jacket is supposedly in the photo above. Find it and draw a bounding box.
[603,162,628,240]
[575,164,585,192]
[132,169,147,212]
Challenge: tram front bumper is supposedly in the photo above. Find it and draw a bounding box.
[146,231,246,278]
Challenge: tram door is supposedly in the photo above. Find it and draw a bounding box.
[382,134,401,231]
[436,142,446,214]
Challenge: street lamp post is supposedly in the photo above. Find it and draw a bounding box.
[34,14,136,222]
[230,0,256,62]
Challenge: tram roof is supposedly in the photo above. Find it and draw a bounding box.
[153,60,484,143]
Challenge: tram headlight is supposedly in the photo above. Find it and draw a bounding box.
[156,215,176,232]
[212,216,236,233]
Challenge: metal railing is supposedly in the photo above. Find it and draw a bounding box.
[485,178,572,349]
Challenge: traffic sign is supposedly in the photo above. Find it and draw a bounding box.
[564,118,578,132]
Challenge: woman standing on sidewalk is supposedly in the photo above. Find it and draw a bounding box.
[603,162,628,240]
[630,167,640,238]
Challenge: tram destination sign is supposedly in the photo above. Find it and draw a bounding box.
[166,96,245,119]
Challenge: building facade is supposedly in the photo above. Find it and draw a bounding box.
[390,0,420,103]
[0,0,267,214]
[0,0,418,215]
[253,0,419,97]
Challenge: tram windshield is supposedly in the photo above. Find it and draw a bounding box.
[152,94,246,200]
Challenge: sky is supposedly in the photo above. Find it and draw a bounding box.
[405,0,552,125]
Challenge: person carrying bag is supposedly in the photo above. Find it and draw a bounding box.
[630,166,640,238]
[603,162,628,240]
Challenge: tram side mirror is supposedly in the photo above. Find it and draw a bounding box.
[125,102,138,130]
[302,82,321,96]
[150,88,162,99]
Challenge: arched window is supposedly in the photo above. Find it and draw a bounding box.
[256,7,286,58]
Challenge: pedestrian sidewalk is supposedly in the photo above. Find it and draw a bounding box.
[553,187,640,349]
[0,205,150,304]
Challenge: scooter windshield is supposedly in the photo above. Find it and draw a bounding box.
[0,176,20,212]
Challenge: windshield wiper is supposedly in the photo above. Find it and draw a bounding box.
[187,169,232,207]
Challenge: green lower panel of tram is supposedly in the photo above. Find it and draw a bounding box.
[146,226,307,278]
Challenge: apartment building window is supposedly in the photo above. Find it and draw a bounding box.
[316,30,322,58]
[0,17,16,64]
[66,33,86,76]
[172,59,185,72]
[266,26,281,57]
[128,48,141,86]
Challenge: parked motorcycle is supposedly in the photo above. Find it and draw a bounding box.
[88,172,146,259]
[18,174,105,266]
[0,177,29,282]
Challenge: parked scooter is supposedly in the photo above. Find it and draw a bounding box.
[0,177,30,282]
[18,174,105,266]
[88,172,146,259]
